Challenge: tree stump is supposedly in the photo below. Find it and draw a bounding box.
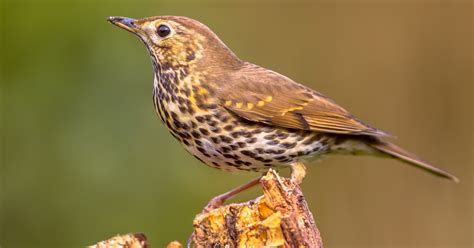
[90,169,323,247]
[191,169,323,247]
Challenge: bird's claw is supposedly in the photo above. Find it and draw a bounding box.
[202,196,225,213]
[186,232,194,248]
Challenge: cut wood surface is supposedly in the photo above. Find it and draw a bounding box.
[90,169,323,248]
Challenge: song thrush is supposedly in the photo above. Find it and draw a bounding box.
[108,15,458,208]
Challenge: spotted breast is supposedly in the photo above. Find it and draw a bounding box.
[152,64,335,172]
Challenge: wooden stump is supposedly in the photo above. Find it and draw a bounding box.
[90,169,323,247]
[191,169,323,247]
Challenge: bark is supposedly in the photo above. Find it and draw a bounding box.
[89,233,151,248]
[90,169,323,248]
[89,233,182,248]
[191,169,323,248]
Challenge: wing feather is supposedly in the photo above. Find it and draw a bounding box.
[217,63,387,136]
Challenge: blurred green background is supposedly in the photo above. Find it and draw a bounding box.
[1,0,472,247]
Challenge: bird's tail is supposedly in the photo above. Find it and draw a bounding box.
[369,140,459,182]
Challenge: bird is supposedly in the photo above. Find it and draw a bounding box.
[107,15,458,210]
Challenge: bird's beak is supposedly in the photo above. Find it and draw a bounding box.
[108,16,138,34]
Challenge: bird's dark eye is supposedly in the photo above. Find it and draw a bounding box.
[157,24,171,37]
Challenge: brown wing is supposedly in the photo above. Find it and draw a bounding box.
[217,63,387,136]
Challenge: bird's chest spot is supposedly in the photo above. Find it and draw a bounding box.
[155,99,195,141]
[153,69,221,137]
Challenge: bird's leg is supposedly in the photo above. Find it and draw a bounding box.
[202,176,262,213]
[290,161,307,184]
[189,177,262,247]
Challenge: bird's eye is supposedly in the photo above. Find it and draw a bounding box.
[157,24,171,38]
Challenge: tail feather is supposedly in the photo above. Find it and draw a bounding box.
[369,141,459,182]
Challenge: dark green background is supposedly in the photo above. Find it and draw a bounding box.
[1,1,472,247]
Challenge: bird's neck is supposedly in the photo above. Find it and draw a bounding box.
[151,38,246,109]
[152,57,192,94]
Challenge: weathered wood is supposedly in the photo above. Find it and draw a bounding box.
[90,169,322,248]
[191,169,323,247]
[89,233,183,248]
[89,233,151,248]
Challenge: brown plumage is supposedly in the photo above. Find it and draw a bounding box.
[217,63,387,136]
[108,15,458,191]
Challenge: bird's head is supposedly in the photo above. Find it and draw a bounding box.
[108,15,242,71]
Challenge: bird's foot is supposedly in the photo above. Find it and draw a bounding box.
[290,161,307,184]
[202,195,226,213]
[200,176,261,214]
[187,232,194,248]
